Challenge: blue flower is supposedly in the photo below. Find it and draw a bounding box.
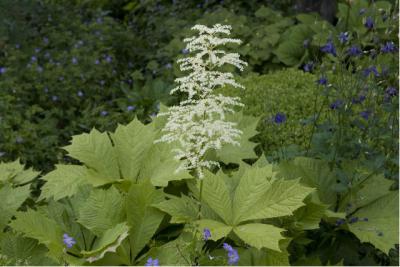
[303,62,313,72]
[303,39,310,48]
[165,63,172,69]
[72,57,78,64]
[223,243,239,265]
[77,91,84,97]
[338,32,349,44]
[31,56,37,62]
[35,47,41,53]
[95,59,100,65]
[105,55,112,63]
[321,40,337,56]
[44,52,51,59]
[347,45,362,57]
[100,110,108,116]
[330,99,343,110]
[37,66,43,73]
[349,217,359,224]
[363,66,379,77]
[52,95,59,102]
[381,41,397,53]
[360,110,371,120]
[63,233,76,248]
[274,112,286,124]
[385,87,397,97]
[317,76,327,85]
[127,105,136,111]
[359,8,366,15]
[16,136,24,144]
[100,80,105,86]
[181,48,189,54]
[203,228,211,241]
[362,217,369,222]
[335,219,346,226]
[0,67,6,74]
[43,37,49,44]
[15,44,20,49]
[145,257,159,266]
[364,17,374,29]
[352,95,366,104]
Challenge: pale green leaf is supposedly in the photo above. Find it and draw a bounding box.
[64,128,119,183]
[216,112,259,164]
[234,223,284,251]
[40,165,89,201]
[9,209,64,261]
[196,219,232,241]
[113,119,156,181]
[139,142,191,187]
[0,160,39,185]
[349,192,399,254]
[242,178,314,222]
[78,187,125,236]
[82,222,129,263]
[0,184,30,229]
[202,171,233,224]
[153,195,198,224]
[126,179,165,259]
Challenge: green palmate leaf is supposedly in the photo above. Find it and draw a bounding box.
[291,196,329,230]
[196,219,233,241]
[113,119,156,181]
[241,178,314,222]
[9,209,64,261]
[0,233,56,266]
[348,192,399,254]
[64,128,120,184]
[78,187,125,236]
[40,165,89,201]
[276,157,337,206]
[233,223,284,251]
[0,183,30,229]
[0,159,39,185]
[126,179,165,259]
[139,142,191,187]
[232,165,274,224]
[202,171,233,224]
[217,112,259,164]
[82,222,130,263]
[153,195,198,224]
[237,240,290,266]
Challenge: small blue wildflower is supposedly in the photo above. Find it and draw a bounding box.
[72,57,78,64]
[100,110,108,116]
[223,243,239,265]
[0,67,6,74]
[95,30,102,36]
[363,66,379,77]
[321,40,337,56]
[165,63,172,69]
[349,217,359,224]
[274,112,286,124]
[330,99,343,110]
[347,45,362,57]
[100,80,105,86]
[43,37,49,44]
[44,87,49,93]
[385,87,397,97]
[31,56,37,62]
[362,218,369,222]
[352,95,366,104]
[105,55,112,63]
[181,48,189,54]
[317,76,328,85]
[63,233,76,248]
[381,41,397,53]
[338,32,349,44]
[58,76,64,81]
[145,257,159,266]
[359,8,366,15]
[335,219,346,226]
[44,52,51,59]
[37,66,43,73]
[95,59,100,65]
[360,110,371,120]
[34,47,41,53]
[364,17,374,29]
[303,62,313,72]
[203,228,211,241]
[15,44,20,49]
[96,17,103,24]
[77,91,84,97]
[52,95,59,102]
[127,105,136,111]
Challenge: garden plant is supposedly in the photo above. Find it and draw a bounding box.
[0,0,398,266]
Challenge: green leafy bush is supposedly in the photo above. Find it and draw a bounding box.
[218,68,320,158]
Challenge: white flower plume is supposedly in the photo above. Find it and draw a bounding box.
[156,24,247,178]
